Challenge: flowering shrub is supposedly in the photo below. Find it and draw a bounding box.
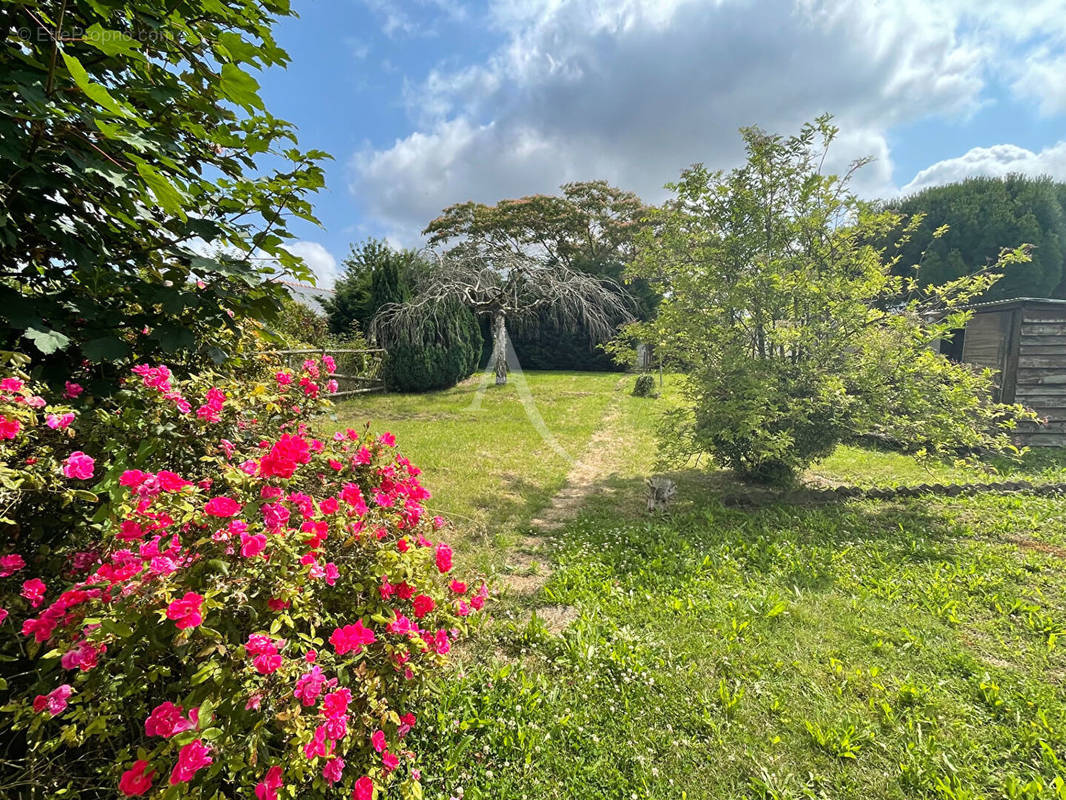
[0,354,486,798]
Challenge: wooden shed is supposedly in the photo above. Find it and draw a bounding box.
[938,297,1066,446]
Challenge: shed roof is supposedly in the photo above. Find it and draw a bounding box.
[966,297,1066,313]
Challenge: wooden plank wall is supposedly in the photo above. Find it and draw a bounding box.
[1013,305,1066,446]
[961,310,1010,397]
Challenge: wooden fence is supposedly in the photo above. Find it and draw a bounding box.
[270,348,386,397]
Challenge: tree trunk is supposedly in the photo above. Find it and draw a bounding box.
[491,311,509,385]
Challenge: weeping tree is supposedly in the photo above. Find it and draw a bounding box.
[373,250,633,385]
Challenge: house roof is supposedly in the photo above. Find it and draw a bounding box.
[277,280,334,312]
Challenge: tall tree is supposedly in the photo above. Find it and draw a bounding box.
[322,239,407,339]
[1,1,327,386]
[427,181,656,309]
[373,251,632,385]
[423,180,652,372]
[630,117,1032,484]
[886,176,1066,301]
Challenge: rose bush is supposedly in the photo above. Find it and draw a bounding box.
[0,353,485,798]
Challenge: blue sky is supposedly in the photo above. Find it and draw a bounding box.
[255,0,1066,286]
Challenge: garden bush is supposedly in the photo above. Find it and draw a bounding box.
[632,375,657,398]
[381,301,482,393]
[0,353,486,798]
[630,117,1033,485]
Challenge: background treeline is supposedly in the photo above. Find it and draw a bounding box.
[309,174,1066,392]
[886,175,1066,302]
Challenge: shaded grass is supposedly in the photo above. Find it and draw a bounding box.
[812,443,1066,489]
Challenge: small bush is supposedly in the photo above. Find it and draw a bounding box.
[632,374,658,398]
[382,300,482,393]
[0,354,486,798]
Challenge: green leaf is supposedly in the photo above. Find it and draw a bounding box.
[135,162,187,219]
[101,619,133,638]
[83,24,141,58]
[23,326,70,354]
[60,51,127,117]
[219,63,263,110]
[82,335,131,363]
[153,325,196,353]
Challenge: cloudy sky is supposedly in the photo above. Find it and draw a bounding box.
[261,0,1066,286]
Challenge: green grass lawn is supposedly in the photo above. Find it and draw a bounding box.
[327,371,624,573]
[333,371,1066,800]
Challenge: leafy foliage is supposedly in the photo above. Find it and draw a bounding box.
[324,240,417,341]
[327,241,481,391]
[632,375,657,398]
[886,176,1066,301]
[375,250,631,386]
[0,1,328,385]
[628,117,1035,484]
[425,181,654,372]
[382,300,482,393]
[0,355,485,798]
[270,296,333,350]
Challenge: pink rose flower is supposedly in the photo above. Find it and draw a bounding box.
[62,451,95,480]
[412,594,435,619]
[118,759,155,796]
[255,765,283,800]
[204,496,242,517]
[435,542,453,573]
[169,739,212,785]
[0,415,21,439]
[322,757,345,785]
[329,620,376,656]
[353,776,374,800]
[32,684,73,717]
[240,532,267,559]
[0,553,26,577]
[20,578,46,607]
[165,592,204,630]
[145,701,197,738]
[371,729,386,753]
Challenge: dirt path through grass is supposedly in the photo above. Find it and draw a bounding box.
[503,376,631,599]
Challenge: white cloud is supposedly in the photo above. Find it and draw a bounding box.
[359,0,467,38]
[348,0,1066,245]
[900,141,1066,195]
[955,0,1066,116]
[1012,49,1066,116]
[281,241,341,288]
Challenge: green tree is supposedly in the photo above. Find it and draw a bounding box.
[270,296,331,349]
[381,297,482,392]
[375,250,631,386]
[324,239,391,339]
[0,1,327,386]
[425,180,655,370]
[630,117,1032,485]
[327,240,481,390]
[887,176,1066,300]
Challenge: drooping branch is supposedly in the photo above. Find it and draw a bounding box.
[371,249,635,348]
